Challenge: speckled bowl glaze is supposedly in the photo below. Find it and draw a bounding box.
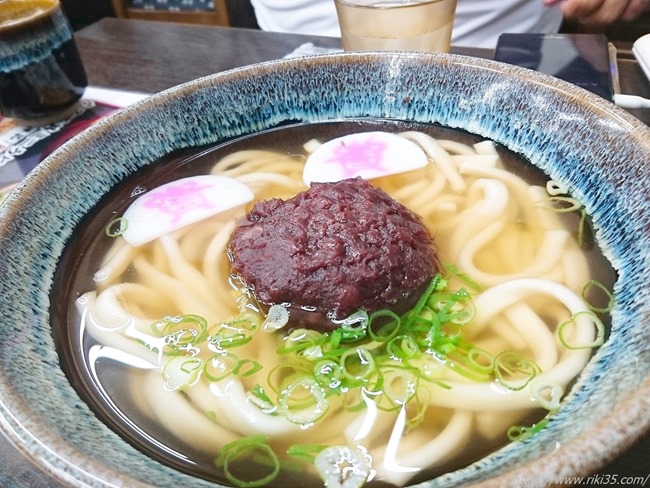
[0,53,649,488]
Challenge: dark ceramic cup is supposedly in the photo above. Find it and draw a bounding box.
[0,0,87,125]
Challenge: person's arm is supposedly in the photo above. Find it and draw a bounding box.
[544,0,649,27]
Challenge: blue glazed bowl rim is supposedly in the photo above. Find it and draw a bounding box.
[0,51,649,488]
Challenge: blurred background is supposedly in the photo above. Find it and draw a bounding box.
[60,0,259,31]
[61,0,648,46]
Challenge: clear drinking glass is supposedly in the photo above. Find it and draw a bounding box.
[334,0,458,53]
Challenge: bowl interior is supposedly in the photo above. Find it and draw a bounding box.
[0,52,649,488]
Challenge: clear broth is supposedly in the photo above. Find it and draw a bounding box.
[51,119,616,487]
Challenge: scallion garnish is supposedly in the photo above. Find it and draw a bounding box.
[494,350,539,391]
[203,352,239,382]
[153,314,208,356]
[286,443,327,463]
[386,334,419,361]
[161,355,203,390]
[208,313,259,352]
[262,304,289,331]
[581,279,615,314]
[105,217,128,238]
[507,417,550,442]
[539,180,589,246]
[277,328,325,355]
[557,310,605,349]
[314,445,371,488]
[277,376,329,426]
[367,309,401,342]
[149,268,609,420]
[216,436,280,487]
[340,347,376,386]
[445,344,494,382]
[313,359,344,390]
[530,380,564,411]
[140,263,611,482]
[248,384,278,414]
[377,365,419,408]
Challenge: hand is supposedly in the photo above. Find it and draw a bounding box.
[544,0,649,27]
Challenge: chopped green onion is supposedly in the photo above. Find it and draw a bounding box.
[338,326,367,342]
[216,436,280,488]
[411,275,445,316]
[140,262,612,455]
[234,359,263,377]
[397,387,429,432]
[267,364,313,395]
[507,417,549,442]
[286,444,327,463]
[248,384,277,414]
[557,311,605,349]
[494,350,539,391]
[208,315,258,352]
[313,359,344,390]
[444,345,494,382]
[203,351,262,381]
[153,314,208,355]
[262,304,289,332]
[581,280,615,314]
[536,186,589,246]
[538,196,582,213]
[446,297,475,325]
[439,322,463,342]
[340,347,376,385]
[160,314,208,338]
[428,289,473,324]
[298,344,324,361]
[277,329,326,355]
[328,311,369,344]
[333,310,369,330]
[546,180,568,196]
[413,308,436,327]
[367,309,401,342]
[162,355,203,390]
[314,446,371,488]
[466,347,494,374]
[221,314,261,332]
[417,315,442,351]
[386,335,419,361]
[441,262,482,292]
[278,376,329,425]
[530,380,563,411]
[105,217,128,237]
[378,365,419,408]
[329,329,343,350]
[209,327,253,350]
[204,352,239,382]
[438,342,456,355]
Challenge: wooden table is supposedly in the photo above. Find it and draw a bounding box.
[1,17,649,488]
[74,18,650,125]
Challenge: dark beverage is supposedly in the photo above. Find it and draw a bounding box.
[0,0,87,123]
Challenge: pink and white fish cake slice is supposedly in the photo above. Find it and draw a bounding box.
[121,175,254,246]
[303,131,428,185]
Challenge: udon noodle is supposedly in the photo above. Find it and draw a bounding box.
[76,130,607,488]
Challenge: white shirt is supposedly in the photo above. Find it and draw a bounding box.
[251,0,342,38]
[453,0,563,48]
[250,0,564,49]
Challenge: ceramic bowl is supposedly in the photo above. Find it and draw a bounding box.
[0,52,649,488]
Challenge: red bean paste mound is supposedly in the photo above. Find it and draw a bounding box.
[227,177,439,331]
